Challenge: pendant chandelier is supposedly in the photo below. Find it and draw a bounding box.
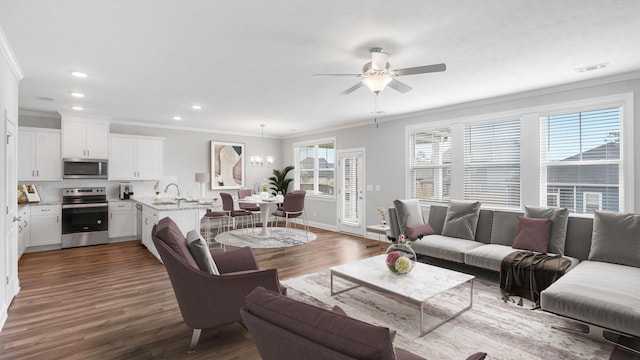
[250,124,274,167]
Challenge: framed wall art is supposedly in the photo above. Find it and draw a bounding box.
[211,141,245,189]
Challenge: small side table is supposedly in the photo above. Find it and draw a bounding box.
[366,224,390,241]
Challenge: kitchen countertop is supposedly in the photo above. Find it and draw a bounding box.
[133,197,216,211]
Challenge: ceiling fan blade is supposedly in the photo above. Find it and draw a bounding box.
[387,78,412,93]
[340,82,364,95]
[393,63,446,76]
[371,51,388,71]
[314,73,362,77]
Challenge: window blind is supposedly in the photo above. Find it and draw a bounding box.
[464,119,520,209]
[340,155,359,224]
[408,128,451,202]
[540,107,621,214]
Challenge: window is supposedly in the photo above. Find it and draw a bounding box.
[294,139,335,196]
[464,119,521,209]
[540,107,622,214]
[408,128,451,202]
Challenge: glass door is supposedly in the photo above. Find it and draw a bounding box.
[337,149,365,236]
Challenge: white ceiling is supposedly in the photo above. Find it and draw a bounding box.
[1,0,640,137]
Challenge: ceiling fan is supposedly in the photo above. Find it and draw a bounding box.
[314,47,446,95]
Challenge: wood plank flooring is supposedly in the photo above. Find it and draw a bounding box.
[0,228,385,360]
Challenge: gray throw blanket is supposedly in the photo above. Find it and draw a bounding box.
[500,251,571,307]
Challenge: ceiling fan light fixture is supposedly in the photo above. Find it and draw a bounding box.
[362,76,392,93]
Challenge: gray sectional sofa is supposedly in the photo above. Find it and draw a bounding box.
[388,203,640,352]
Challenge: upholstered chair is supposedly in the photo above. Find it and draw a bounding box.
[241,286,486,360]
[152,217,285,353]
[220,191,254,231]
[271,191,308,237]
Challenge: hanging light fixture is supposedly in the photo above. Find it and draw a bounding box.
[250,124,274,167]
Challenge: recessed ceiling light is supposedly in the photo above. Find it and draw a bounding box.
[191,105,202,110]
[172,116,182,121]
[70,92,85,98]
[574,62,609,73]
[71,106,83,111]
[71,71,88,78]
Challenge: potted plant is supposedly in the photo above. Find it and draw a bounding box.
[269,165,294,196]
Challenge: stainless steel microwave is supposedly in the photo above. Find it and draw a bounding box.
[63,158,108,179]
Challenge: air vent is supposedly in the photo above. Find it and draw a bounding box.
[575,62,609,73]
[36,96,55,102]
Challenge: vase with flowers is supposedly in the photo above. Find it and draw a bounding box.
[153,181,161,200]
[377,207,387,225]
[384,234,416,274]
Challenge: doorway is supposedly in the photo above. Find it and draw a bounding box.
[337,148,365,236]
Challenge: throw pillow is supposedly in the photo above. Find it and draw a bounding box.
[393,199,424,231]
[524,206,569,255]
[512,216,552,253]
[441,200,481,240]
[405,223,436,240]
[589,211,640,267]
[186,230,220,275]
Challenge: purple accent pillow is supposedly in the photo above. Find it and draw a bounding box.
[512,216,552,253]
[405,223,437,240]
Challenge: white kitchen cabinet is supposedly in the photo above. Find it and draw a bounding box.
[62,118,109,159]
[140,205,200,263]
[109,201,135,238]
[141,205,160,260]
[109,134,164,180]
[18,128,61,181]
[29,204,62,247]
[17,206,30,256]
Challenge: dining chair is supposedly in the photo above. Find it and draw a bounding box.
[220,192,254,233]
[271,191,308,239]
[238,189,261,225]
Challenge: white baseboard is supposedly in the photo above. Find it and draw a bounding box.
[306,220,337,232]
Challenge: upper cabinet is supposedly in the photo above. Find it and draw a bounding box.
[109,134,164,180]
[18,127,61,181]
[61,116,109,159]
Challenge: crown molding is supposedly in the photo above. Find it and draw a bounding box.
[0,26,24,80]
[109,118,279,139]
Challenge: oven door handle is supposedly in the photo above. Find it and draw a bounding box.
[62,203,108,209]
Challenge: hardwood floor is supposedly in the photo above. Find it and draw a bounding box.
[0,228,385,360]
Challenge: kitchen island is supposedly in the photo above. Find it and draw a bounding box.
[135,198,213,262]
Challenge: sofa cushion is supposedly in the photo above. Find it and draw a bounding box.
[464,244,519,272]
[413,234,484,263]
[589,211,640,267]
[524,206,569,255]
[186,230,220,275]
[394,199,424,230]
[512,216,552,253]
[405,223,436,240]
[153,217,198,269]
[489,210,522,246]
[541,260,640,337]
[441,200,481,240]
[244,286,396,359]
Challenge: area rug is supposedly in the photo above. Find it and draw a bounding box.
[214,228,316,248]
[282,270,619,360]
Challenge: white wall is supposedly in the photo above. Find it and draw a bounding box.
[281,73,640,230]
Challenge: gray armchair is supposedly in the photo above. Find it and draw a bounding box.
[152,217,285,353]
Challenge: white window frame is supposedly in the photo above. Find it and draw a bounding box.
[406,127,452,204]
[404,92,634,214]
[293,137,336,199]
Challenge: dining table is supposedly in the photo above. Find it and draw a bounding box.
[237,197,280,237]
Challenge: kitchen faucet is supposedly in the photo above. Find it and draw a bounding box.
[164,183,181,199]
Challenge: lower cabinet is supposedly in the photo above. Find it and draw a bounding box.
[17,206,30,256]
[141,205,201,263]
[108,201,135,239]
[30,204,62,247]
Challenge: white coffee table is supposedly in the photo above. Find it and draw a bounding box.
[330,254,474,336]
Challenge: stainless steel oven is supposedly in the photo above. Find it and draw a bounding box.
[61,187,109,248]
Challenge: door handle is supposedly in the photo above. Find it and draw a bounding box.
[36,170,39,177]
